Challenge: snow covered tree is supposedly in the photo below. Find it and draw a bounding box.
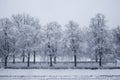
[64,21,82,67]
[89,13,113,66]
[12,14,27,63]
[113,26,120,60]
[44,22,62,66]
[0,18,15,67]
[12,14,41,66]
[31,27,42,64]
[0,13,117,68]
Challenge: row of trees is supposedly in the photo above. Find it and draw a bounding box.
[0,13,120,67]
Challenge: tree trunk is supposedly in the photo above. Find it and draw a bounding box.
[33,51,36,64]
[13,54,15,64]
[95,55,98,62]
[22,50,25,63]
[27,52,30,67]
[74,55,77,67]
[4,56,8,67]
[99,53,102,67]
[50,54,52,67]
[54,56,56,64]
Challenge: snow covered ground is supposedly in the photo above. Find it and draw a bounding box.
[0,69,120,80]
[0,69,120,76]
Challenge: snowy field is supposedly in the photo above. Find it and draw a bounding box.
[0,69,120,80]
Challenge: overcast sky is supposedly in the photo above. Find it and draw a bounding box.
[0,0,120,28]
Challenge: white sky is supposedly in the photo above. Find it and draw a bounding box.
[0,0,120,28]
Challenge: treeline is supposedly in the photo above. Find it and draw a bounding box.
[0,13,120,67]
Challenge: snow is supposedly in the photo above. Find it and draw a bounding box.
[0,69,120,76]
[0,69,120,80]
